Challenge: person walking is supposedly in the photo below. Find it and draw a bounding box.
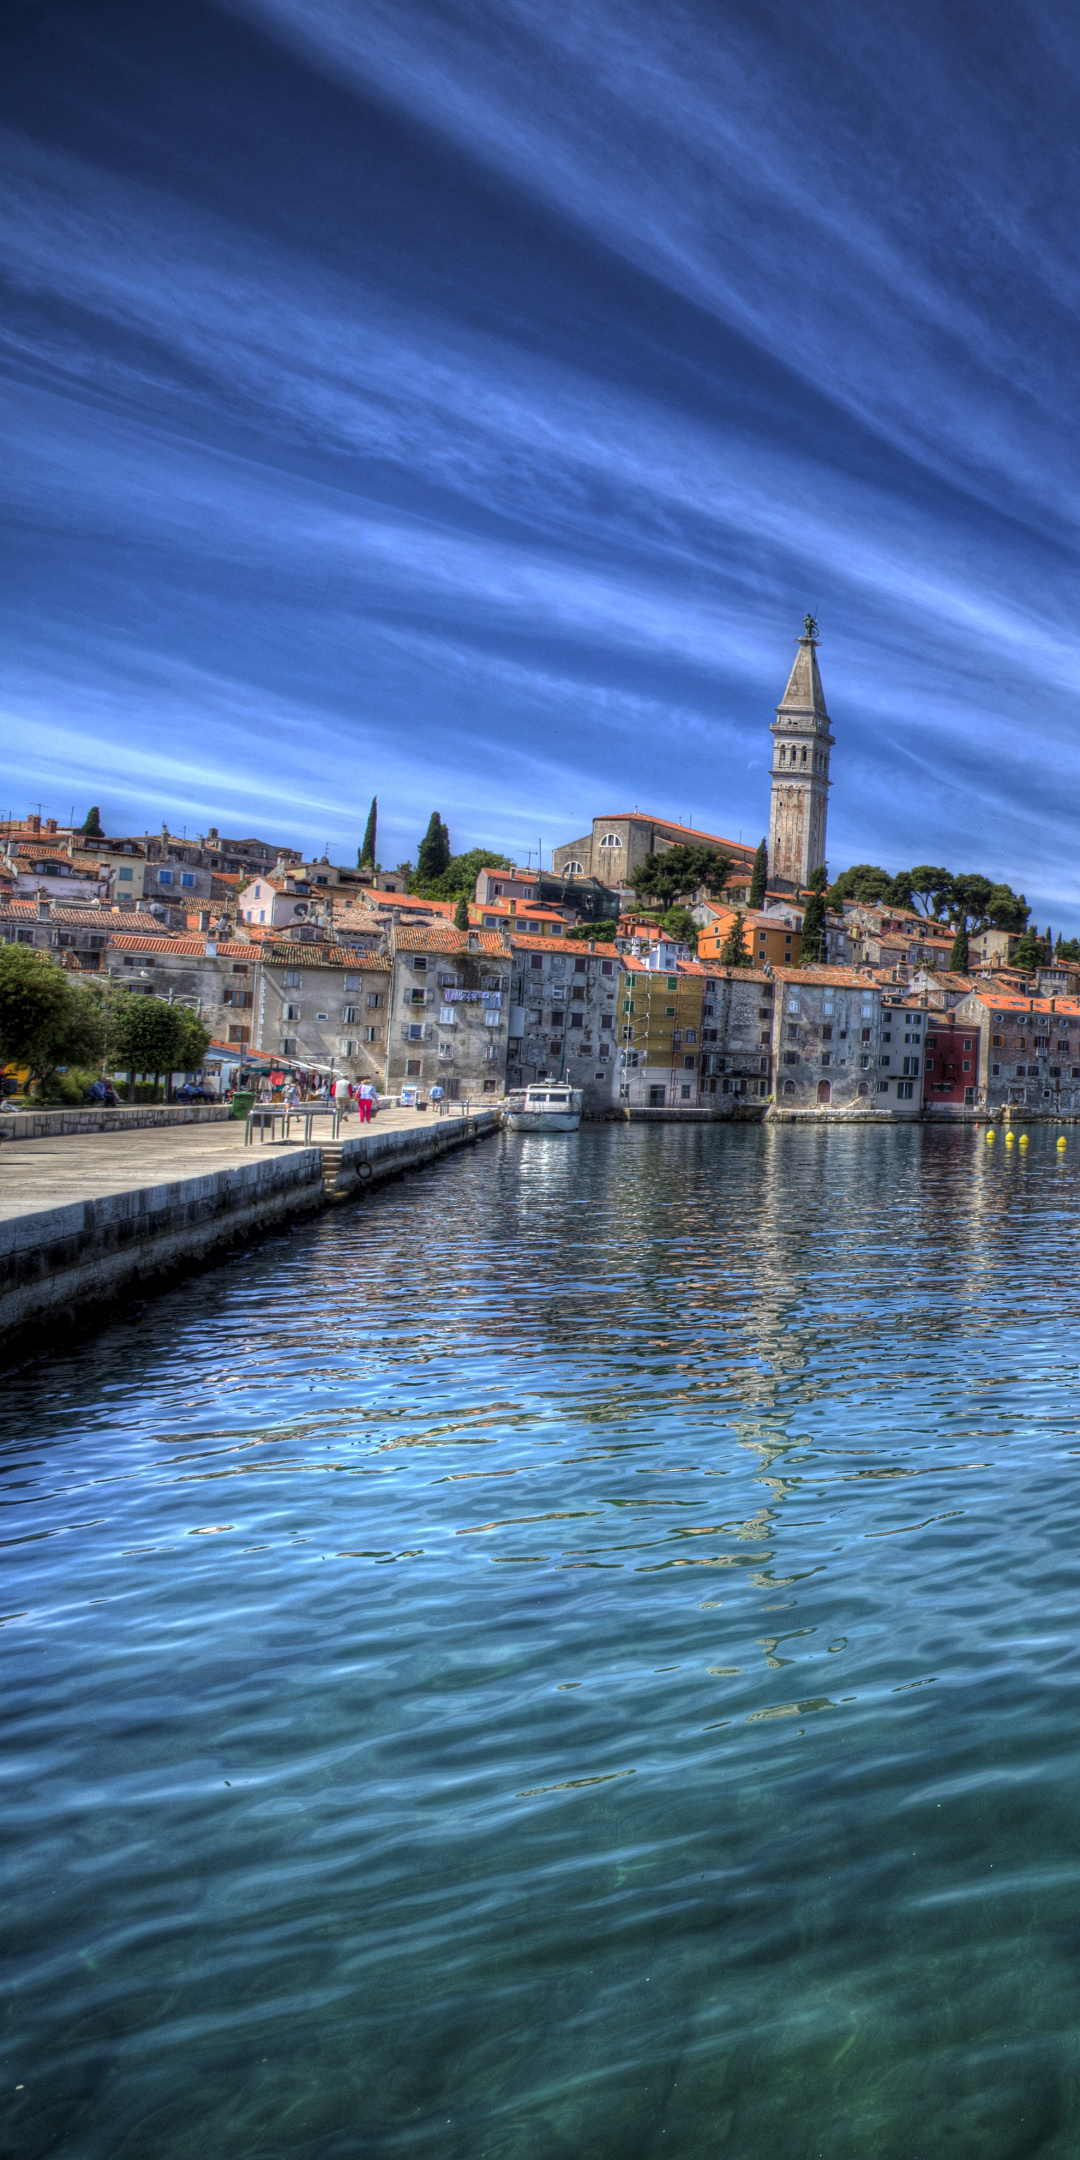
[430,1081,446,1115]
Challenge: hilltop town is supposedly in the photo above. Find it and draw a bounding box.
[2,625,1076,1123]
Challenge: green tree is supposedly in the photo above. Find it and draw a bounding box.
[948,924,970,973]
[718,913,751,967]
[806,864,828,894]
[0,946,105,1094]
[748,838,768,910]
[414,845,514,901]
[359,797,377,868]
[566,918,617,942]
[109,996,192,1101]
[1010,927,1045,974]
[905,866,954,917]
[416,813,451,883]
[630,844,730,909]
[660,905,698,952]
[799,887,828,964]
[174,1007,211,1073]
[454,895,470,931]
[78,805,104,837]
[823,863,893,910]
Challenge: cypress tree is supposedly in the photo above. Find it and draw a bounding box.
[1010,927,1041,974]
[416,813,451,882]
[948,924,969,973]
[454,895,470,931]
[748,838,768,910]
[79,805,103,837]
[359,797,377,867]
[718,913,751,967]
[799,887,827,964]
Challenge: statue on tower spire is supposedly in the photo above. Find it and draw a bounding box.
[802,612,818,642]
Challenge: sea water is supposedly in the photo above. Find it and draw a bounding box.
[5,1122,1080,2158]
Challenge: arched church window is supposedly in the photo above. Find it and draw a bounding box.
[801,747,808,765]
[563,860,584,874]
[598,833,622,849]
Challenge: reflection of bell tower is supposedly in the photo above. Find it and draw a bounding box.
[768,618,833,890]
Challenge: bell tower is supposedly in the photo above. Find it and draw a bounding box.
[767,616,833,890]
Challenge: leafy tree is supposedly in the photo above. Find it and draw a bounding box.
[78,805,104,837]
[395,861,414,882]
[414,846,514,900]
[174,1007,211,1073]
[718,913,751,967]
[0,946,105,1094]
[454,895,470,931]
[630,844,730,909]
[109,996,196,1100]
[416,813,451,883]
[748,838,768,910]
[1010,928,1046,974]
[1056,936,1080,962]
[905,865,954,917]
[660,906,698,952]
[359,798,377,868]
[981,883,1029,933]
[799,887,828,964]
[806,864,828,894]
[566,918,617,942]
[823,863,893,909]
[948,924,970,973]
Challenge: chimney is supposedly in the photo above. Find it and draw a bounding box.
[468,931,479,951]
[46,817,57,834]
[29,813,40,834]
[199,910,211,932]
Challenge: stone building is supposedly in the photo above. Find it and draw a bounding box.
[951,985,1080,1117]
[1,897,163,969]
[768,628,834,890]
[387,926,511,1099]
[552,813,755,894]
[106,932,264,1049]
[699,969,775,1105]
[768,967,921,1117]
[507,934,620,1113]
[256,943,391,1083]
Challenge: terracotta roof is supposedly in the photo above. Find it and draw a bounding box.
[393,925,509,955]
[0,902,165,929]
[108,933,256,956]
[598,814,755,856]
[261,944,389,970]
[510,933,617,954]
[772,965,876,988]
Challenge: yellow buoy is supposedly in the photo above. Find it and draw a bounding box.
[985,1129,995,1144]
[1019,1133,1029,1148]
[1005,1132,1015,1146]
[1058,1136,1068,1150]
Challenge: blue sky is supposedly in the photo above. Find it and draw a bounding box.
[3,0,1079,920]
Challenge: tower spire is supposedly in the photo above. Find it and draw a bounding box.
[767,621,834,892]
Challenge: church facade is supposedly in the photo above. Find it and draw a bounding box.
[767,626,834,890]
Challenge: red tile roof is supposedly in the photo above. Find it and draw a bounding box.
[393,925,509,955]
[772,965,876,987]
[108,933,256,956]
[262,944,390,969]
[599,814,755,856]
[0,902,165,929]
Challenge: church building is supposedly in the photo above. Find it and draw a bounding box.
[767,621,833,890]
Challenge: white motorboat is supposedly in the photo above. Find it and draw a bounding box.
[506,1082,582,1132]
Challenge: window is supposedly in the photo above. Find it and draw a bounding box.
[926,1058,935,1072]
[366,992,381,1009]
[227,1025,250,1044]
[364,1027,378,1042]
[341,1005,358,1024]
[897,1080,915,1100]
[680,1083,692,1099]
[570,1013,584,1028]
[861,1028,871,1042]
[962,1059,971,1072]
[118,867,133,882]
[158,870,172,886]
[280,1036,297,1055]
[683,1028,697,1044]
[665,1005,676,1017]
[782,1079,795,1095]
[181,873,195,888]
[822,1025,832,1040]
[563,860,584,874]
[902,1056,920,1076]
[992,1034,1003,1047]
[344,975,360,992]
[316,1011,329,1023]
[340,1040,354,1057]
[683,1054,696,1069]
[667,977,678,989]
[283,1003,300,1021]
[600,1013,613,1030]
[648,1085,666,1106]
[406,1059,421,1076]
[530,954,543,970]
[601,960,614,977]
[622,1026,635,1043]
[574,957,587,973]
[413,957,428,972]
[821,1052,831,1066]
[407,1023,424,1041]
[599,833,622,848]
[439,1007,456,1025]
[878,1080,889,1092]
[991,1063,1000,1076]
[963,1039,972,1051]
[783,1051,798,1065]
[284,970,301,988]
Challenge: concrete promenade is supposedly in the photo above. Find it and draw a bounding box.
[0,1105,501,1364]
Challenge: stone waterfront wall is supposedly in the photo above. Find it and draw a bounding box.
[0,1104,233,1143]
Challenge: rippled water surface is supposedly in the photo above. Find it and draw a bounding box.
[6,1122,1080,2157]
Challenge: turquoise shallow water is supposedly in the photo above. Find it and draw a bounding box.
[5,1122,1080,2158]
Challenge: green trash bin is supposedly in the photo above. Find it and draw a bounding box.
[231,1090,256,1120]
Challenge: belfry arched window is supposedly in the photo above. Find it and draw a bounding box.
[598,833,622,849]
